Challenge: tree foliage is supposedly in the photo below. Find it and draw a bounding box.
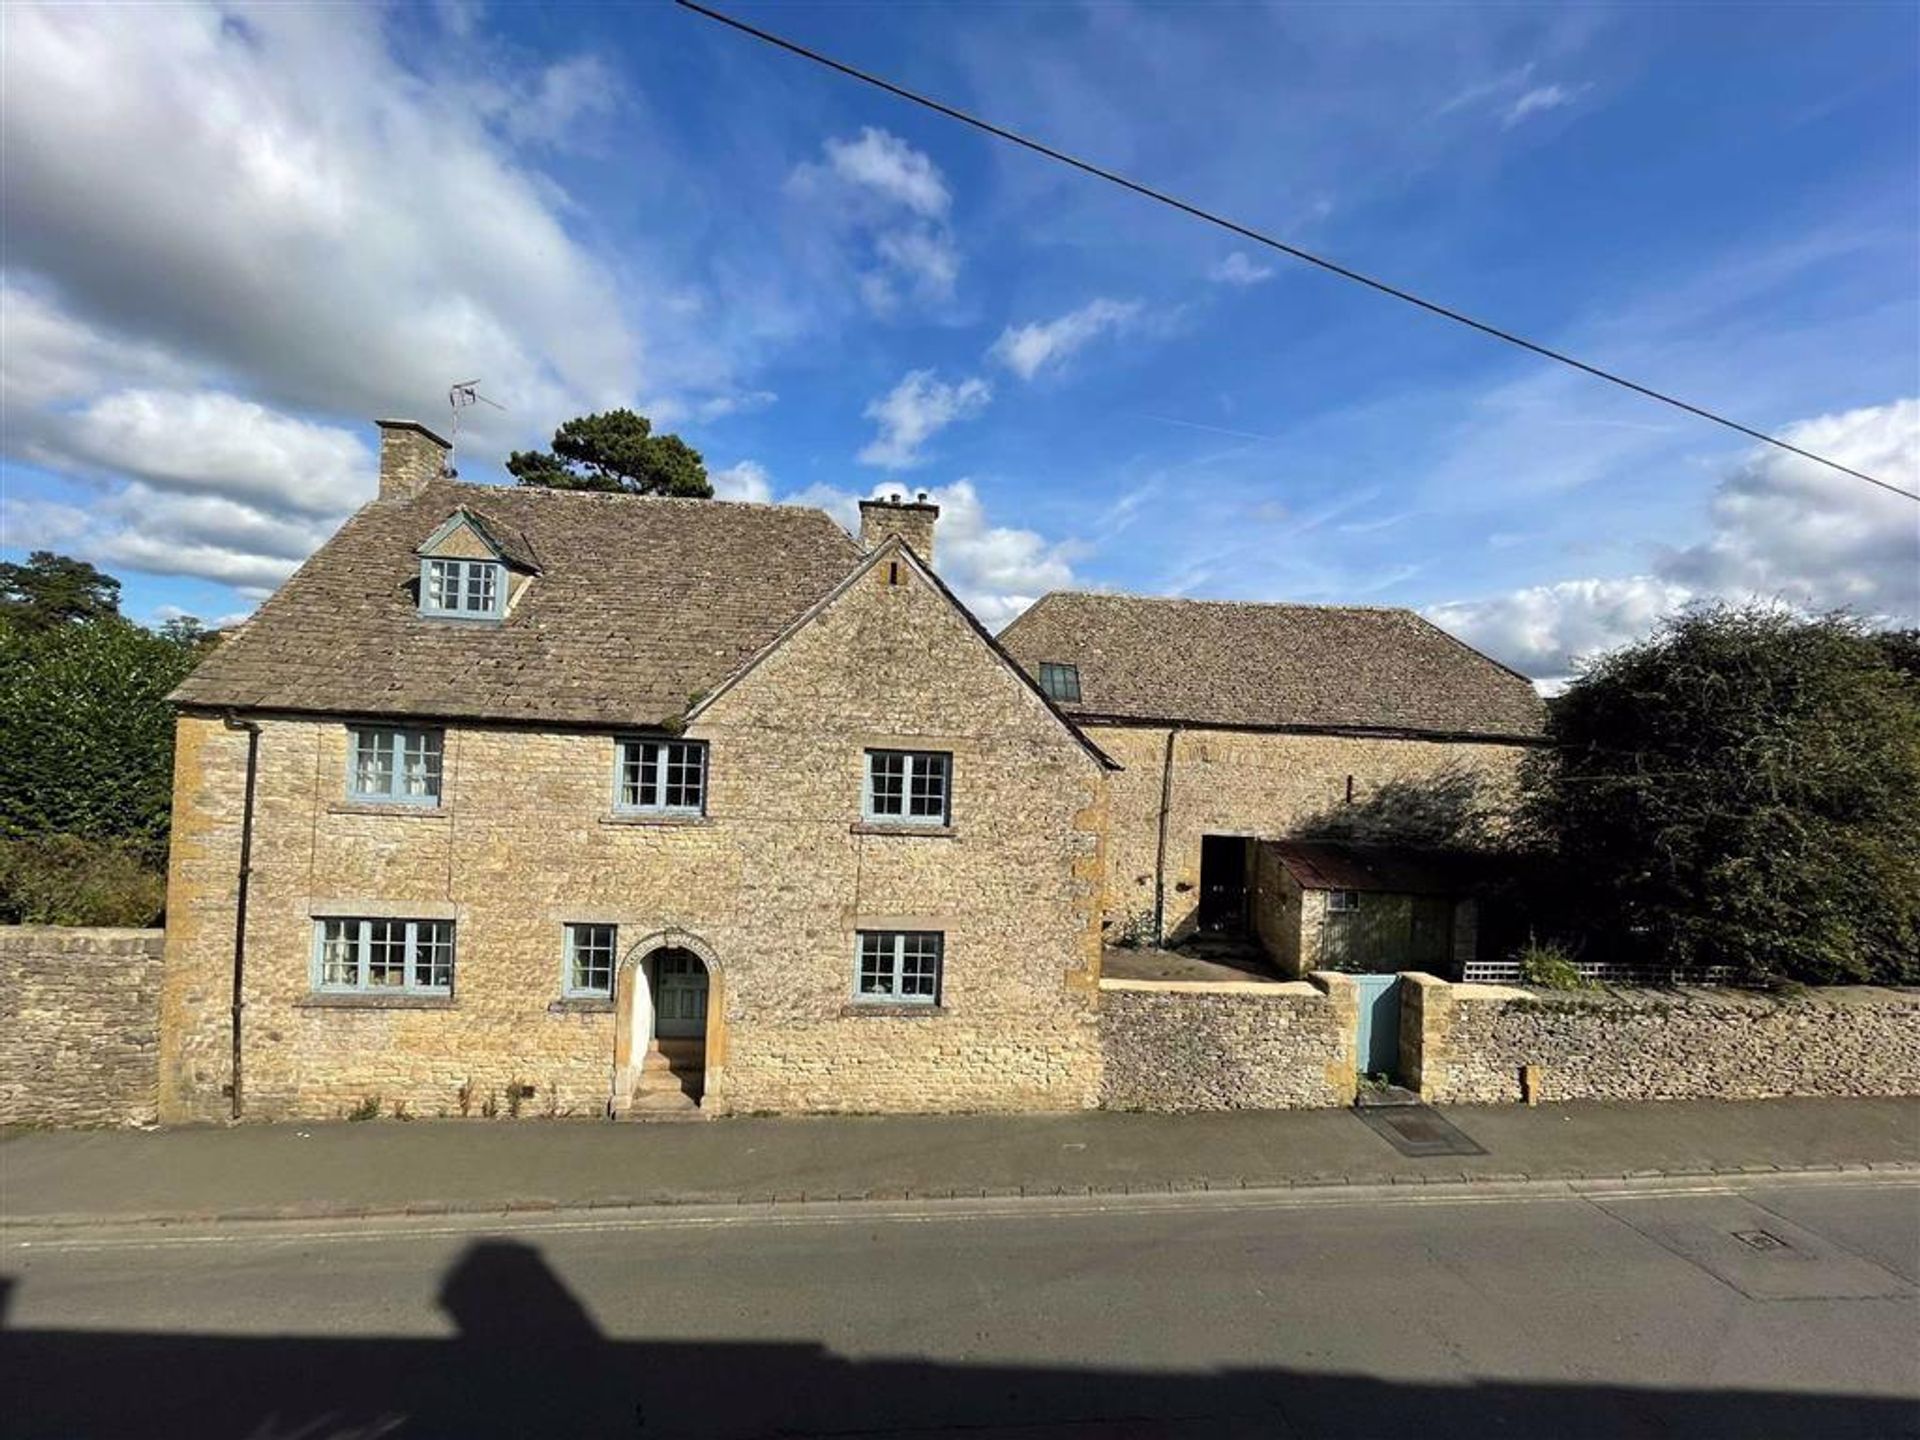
[0,614,202,850]
[0,551,121,632]
[1521,606,1920,985]
[0,560,211,924]
[507,409,711,497]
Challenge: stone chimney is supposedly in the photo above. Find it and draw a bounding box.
[858,492,940,565]
[376,419,452,501]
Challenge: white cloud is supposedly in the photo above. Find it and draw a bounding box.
[1,2,638,444]
[990,298,1143,381]
[1503,83,1589,128]
[0,0,661,599]
[818,128,950,219]
[919,479,1077,630]
[0,283,195,412]
[1437,62,1537,116]
[1208,252,1274,286]
[734,471,1075,630]
[1425,576,1693,685]
[59,390,374,517]
[710,460,774,504]
[1655,398,1919,621]
[787,128,960,314]
[1,485,337,594]
[858,370,992,469]
[693,389,778,423]
[1423,398,1920,682]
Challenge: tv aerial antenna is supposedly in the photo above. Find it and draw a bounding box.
[447,380,506,474]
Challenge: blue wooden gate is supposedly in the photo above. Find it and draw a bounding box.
[1350,973,1402,1081]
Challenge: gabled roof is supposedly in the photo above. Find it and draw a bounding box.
[997,591,1545,740]
[689,536,1116,770]
[172,481,864,727]
[416,506,542,573]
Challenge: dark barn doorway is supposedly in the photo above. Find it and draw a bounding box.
[1198,834,1254,934]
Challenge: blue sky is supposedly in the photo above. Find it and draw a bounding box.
[3,0,1915,679]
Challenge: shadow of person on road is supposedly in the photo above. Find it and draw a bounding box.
[3,1241,1909,1439]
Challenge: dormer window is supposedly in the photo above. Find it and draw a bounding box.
[414,507,535,621]
[421,557,504,619]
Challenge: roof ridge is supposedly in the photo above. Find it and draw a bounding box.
[1035,588,1416,616]
[426,479,850,522]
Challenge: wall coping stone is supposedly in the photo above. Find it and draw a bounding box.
[1099,977,1321,998]
[0,926,164,946]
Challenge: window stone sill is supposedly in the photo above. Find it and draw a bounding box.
[327,802,450,819]
[599,812,711,828]
[849,822,956,839]
[839,1002,947,1019]
[297,994,457,1011]
[548,997,614,1015]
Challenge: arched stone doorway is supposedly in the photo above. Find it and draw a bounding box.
[610,931,725,1117]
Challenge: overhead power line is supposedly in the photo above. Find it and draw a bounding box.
[677,0,1917,505]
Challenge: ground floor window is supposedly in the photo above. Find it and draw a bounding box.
[564,923,617,997]
[315,918,454,995]
[854,930,942,1004]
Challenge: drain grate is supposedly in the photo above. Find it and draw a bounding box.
[1354,1103,1488,1158]
[1732,1229,1792,1252]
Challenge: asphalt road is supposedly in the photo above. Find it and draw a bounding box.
[4,1176,1917,1439]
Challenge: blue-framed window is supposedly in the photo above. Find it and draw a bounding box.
[314,918,454,996]
[420,558,504,618]
[615,739,707,815]
[863,749,950,826]
[854,930,942,1005]
[564,923,616,998]
[347,726,443,804]
[1037,662,1081,703]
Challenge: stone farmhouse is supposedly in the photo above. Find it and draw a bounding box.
[157,419,1540,1124]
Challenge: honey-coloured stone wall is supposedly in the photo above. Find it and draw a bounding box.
[158,552,1107,1122]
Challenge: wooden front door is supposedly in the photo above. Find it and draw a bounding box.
[653,949,709,1039]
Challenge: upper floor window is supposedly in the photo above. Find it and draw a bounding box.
[564,923,617,998]
[863,749,950,826]
[421,558,504,619]
[855,929,943,1005]
[348,726,443,804]
[1038,662,1081,703]
[1327,890,1362,913]
[616,739,707,815]
[315,917,454,996]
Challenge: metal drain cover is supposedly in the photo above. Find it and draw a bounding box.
[1354,1103,1488,1157]
[1733,1229,1791,1252]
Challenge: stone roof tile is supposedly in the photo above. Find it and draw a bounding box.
[998,591,1544,738]
[172,481,863,727]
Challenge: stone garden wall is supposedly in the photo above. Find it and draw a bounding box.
[1402,972,1920,1105]
[1098,973,1358,1111]
[0,926,165,1127]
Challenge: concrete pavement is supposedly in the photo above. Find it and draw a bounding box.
[4,1173,1916,1437]
[4,1096,1917,1227]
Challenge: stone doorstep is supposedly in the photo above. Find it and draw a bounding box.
[5,1160,1912,1233]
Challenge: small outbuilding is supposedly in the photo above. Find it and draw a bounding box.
[1253,840,1484,978]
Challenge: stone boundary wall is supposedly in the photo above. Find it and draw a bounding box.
[1098,973,1358,1111]
[0,926,165,1127]
[1401,972,1920,1105]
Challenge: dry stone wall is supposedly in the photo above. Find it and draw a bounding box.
[1098,974,1358,1111]
[1,927,163,1126]
[1402,973,1920,1104]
